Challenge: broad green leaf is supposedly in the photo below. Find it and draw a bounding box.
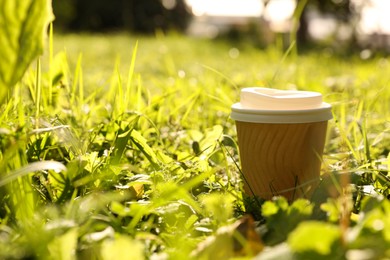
[262,197,314,245]
[198,125,223,157]
[82,151,101,173]
[48,228,78,260]
[156,149,173,164]
[192,216,263,259]
[101,235,144,260]
[0,0,54,103]
[288,221,343,258]
[199,192,234,224]
[348,196,390,258]
[262,201,278,216]
[185,214,199,230]
[153,181,201,212]
[110,201,131,217]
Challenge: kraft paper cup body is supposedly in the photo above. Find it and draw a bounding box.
[231,87,332,201]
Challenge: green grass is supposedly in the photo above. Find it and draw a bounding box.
[1,32,390,259]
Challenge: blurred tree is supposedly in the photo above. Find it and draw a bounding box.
[52,0,77,30]
[70,0,123,31]
[315,0,351,21]
[52,0,192,33]
[296,0,352,46]
[166,0,192,32]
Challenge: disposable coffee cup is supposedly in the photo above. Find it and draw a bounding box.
[231,87,332,201]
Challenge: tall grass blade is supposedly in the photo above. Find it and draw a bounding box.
[17,85,26,126]
[116,66,124,114]
[78,61,84,113]
[29,125,70,135]
[35,59,41,129]
[71,54,82,108]
[136,74,143,111]
[49,22,54,105]
[219,141,262,209]
[0,97,13,122]
[333,101,360,161]
[130,129,160,170]
[112,128,132,164]
[201,64,238,91]
[181,90,200,123]
[269,40,296,87]
[170,89,200,117]
[107,56,121,107]
[0,161,67,187]
[360,119,371,164]
[125,41,139,109]
[290,0,308,56]
[387,152,390,172]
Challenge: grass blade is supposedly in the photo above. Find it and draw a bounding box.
[0,161,67,187]
[125,41,139,109]
[130,129,159,170]
[49,22,53,105]
[70,54,83,108]
[35,59,41,129]
[290,0,308,56]
[269,40,296,87]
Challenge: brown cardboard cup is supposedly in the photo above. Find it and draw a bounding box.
[231,87,332,201]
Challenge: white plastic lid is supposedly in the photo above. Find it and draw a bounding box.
[231,87,332,123]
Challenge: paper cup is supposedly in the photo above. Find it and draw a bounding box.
[231,87,332,201]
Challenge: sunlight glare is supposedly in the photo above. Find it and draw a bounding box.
[263,0,296,32]
[263,0,296,22]
[186,0,264,17]
[357,0,390,34]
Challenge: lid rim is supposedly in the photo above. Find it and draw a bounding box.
[231,102,333,124]
[231,102,332,113]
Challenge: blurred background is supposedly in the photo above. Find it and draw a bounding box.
[52,0,390,53]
